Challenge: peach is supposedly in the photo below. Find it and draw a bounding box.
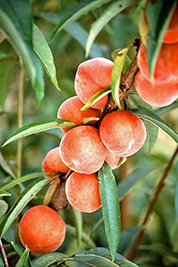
[163,7,178,43]
[19,205,66,254]
[42,147,69,177]
[137,43,178,83]
[65,172,101,212]
[75,57,114,109]
[57,96,101,133]
[135,71,178,107]
[99,110,147,157]
[105,151,121,170]
[59,125,107,174]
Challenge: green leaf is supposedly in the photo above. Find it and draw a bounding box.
[50,0,112,41]
[2,118,76,147]
[32,252,68,267]
[0,151,16,178]
[147,0,176,77]
[0,191,11,197]
[33,24,59,90]
[127,93,153,111]
[175,169,178,222]
[0,200,8,217]
[86,0,134,56]
[81,87,110,111]
[11,242,32,267]
[131,108,178,144]
[0,7,44,103]
[70,206,83,247]
[111,47,130,109]
[15,247,30,267]
[0,178,50,237]
[143,120,158,153]
[98,163,121,261]
[155,100,178,116]
[118,226,140,254]
[0,172,44,192]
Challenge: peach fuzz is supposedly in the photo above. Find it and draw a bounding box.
[105,151,121,170]
[137,43,178,83]
[19,205,66,254]
[59,125,107,174]
[57,96,101,133]
[65,172,101,212]
[163,7,178,44]
[134,71,178,107]
[75,57,114,109]
[99,110,147,157]
[42,147,69,177]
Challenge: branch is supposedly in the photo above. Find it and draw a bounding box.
[0,239,9,267]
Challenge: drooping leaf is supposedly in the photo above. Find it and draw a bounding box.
[131,108,178,144]
[0,200,8,217]
[11,242,32,267]
[2,118,76,147]
[147,0,176,77]
[143,120,159,153]
[0,7,44,103]
[70,206,83,247]
[0,151,16,178]
[32,252,68,267]
[98,163,121,261]
[15,247,30,267]
[50,0,112,41]
[86,0,134,56]
[111,47,130,109]
[33,24,59,90]
[0,178,50,237]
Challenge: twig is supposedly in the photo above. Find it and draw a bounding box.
[0,239,9,267]
[128,145,178,261]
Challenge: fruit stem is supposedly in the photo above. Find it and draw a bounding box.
[0,239,9,267]
[128,145,178,261]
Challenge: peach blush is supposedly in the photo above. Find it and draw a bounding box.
[100,110,147,157]
[19,205,66,254]
[105,151,121,170]
[65,172,101,213]
[135,71,178,107]
[42,147,69,177]
[59,125,107,174]
[57,96,101,133]
[75,57,114,109]
[163,7,178,44]
[137,43,178,83]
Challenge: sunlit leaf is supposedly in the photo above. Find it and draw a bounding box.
[86,0,134,56]
[98,163,121,261]
[0,191,11,197]
[0,200,8,217]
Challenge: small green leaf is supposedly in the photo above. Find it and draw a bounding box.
[143,120,158,153]
[86,0,134,56]
[98,163,121,261]
[15,247,30,267]
[0,151,16,178]
[0,200,8,217]
[11,242,32,267]
[0,191,11,197]
[147,0,176,77]
[2,118,76,147]
[33,24,60,90]
[32,252,68,267]
[0,178,50,237]
[50,0,112,41]
[131,108,178,144]
[81,87,110,111]
[111,47,130,109]
[70,206,83,247]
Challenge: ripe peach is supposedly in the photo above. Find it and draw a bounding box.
[137,43,178,83]
[59,125,107,174]
[65,172,101,213]
[19,205,66,254]
[99,110,147,157]
[42,147,69,177]
[75,57,114,109]
[163,7,178,43]
[105,151,121,170]
[134,71,178,107]
[57,96,101,133]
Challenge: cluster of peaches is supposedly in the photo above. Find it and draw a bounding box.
[135,6,178,107]
[18,6,178,255]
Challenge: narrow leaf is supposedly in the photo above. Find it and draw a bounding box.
[86,0,134,56]
[15,247,30,267]
[147,1,176,77]
[0,151,16,178]
[155,100,178,116]
[131,108,178,143]
[2,118,76,147]
[143,120,158,152]
[98,163,121,261]
[33,24,60,89]
[32,252,68,267]
[11,242,31,267]
[111,47,130,109]
[81,87,110,111]
[0,191,11,197]
[0,178,50,237]
[50,0,112,41]
[0,200,8,217]
[175,171,178,222]
[70,206,83,247]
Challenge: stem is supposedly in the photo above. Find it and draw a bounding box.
[129,145,178,261]
[0,239,9,267]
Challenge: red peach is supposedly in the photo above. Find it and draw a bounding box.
[137,43,178,83]
[19,205,66,254]
[42,147,69,177]
[57,96,101,133]
[59,125,107,174]
[135,71,178,107]
[99,110,147,157]
[65,172,101,213]
[75,57,114,109]
[105,151,121,170]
